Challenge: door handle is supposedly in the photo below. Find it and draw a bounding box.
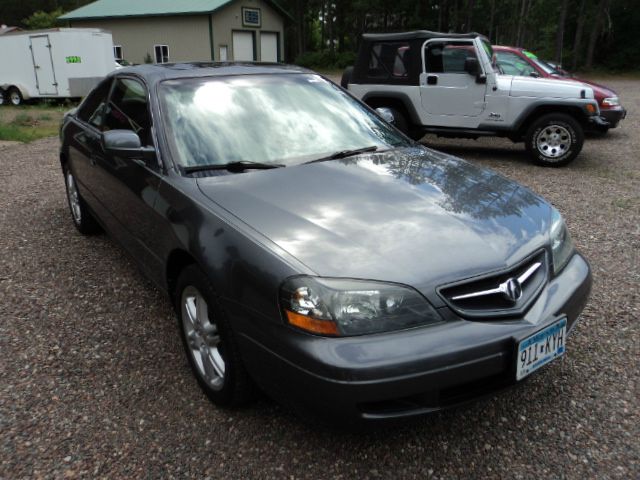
[427,75,438,85]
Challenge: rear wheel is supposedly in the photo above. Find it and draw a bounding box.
[175,265,254,407]
[525,113,584,167]
[63,165,101,234]
[7,87,23,106]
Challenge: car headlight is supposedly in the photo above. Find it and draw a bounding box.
[601,97,620,107]
[550,208,575,274]
[280,277,442,336]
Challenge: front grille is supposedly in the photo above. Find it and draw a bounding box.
[438,250,548,319]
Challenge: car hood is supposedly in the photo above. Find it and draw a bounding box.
[551,75,617,98]
[509,75,595,99]
[196,147,551,300]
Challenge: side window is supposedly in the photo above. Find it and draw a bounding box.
[76,79,111,129]
[496,51,536,76]
[103,77,152,145]
[424,41,477,74]
[368,42,410,78]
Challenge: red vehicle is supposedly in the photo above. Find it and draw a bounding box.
[494,46,626,133]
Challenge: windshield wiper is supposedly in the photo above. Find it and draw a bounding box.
[183,161,285,174]
[305,146,381,164]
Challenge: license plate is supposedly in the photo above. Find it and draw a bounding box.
[516,317,567,381]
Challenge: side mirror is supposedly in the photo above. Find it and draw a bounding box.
[375,107,395,124]
[103,130,155,160]
[464,57,479,76]
[530,71,541,78]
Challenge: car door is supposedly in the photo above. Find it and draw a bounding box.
[90,76,166,281]
[419,39,487,118]
[67,78,112,219]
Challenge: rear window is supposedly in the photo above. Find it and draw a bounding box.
[367,42,410,78]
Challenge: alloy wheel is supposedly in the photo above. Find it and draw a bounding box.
[66,171,82,224]
[535,125,571,160]
[181,286,226,391]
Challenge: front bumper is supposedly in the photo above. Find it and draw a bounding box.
[237,253,592,422]
[599,107,627,129]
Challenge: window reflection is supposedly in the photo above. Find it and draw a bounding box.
[160,74,408,167]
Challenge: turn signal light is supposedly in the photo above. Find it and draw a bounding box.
[285,310,339,336]
[585,103,597,114]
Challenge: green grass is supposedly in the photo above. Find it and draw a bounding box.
[0,104,72,143]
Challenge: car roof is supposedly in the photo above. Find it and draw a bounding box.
[362,30,483,42]
[493,45,524,52]
[110,62,314,85]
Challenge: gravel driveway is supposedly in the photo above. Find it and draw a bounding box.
[1,79,638,479]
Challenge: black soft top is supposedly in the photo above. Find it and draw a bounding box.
[353,31,485,86]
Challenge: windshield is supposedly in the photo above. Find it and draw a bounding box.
[159,74,409,168]
[523,50,562,75]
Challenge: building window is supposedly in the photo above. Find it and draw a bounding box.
[242,7,261,27]
[154,44,169,64]
[113,45,123,61]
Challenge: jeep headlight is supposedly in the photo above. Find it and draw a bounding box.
[550,208,575,274]
[280,277,442,336]
[601,97,620,107]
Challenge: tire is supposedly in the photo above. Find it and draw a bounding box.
[7,87,24,106]
[175,265,254,407]
[525,113,584,167]
[0,90,5,106]
[63,165,102,234]
[385,107,409,134]
[340,66,353,89]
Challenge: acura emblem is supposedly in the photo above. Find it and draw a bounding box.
[502,278,523,303]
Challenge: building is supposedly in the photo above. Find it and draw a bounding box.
[59,0,290,65]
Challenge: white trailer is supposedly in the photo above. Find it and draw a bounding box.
[0,28,116,105]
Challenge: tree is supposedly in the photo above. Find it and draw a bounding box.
[23,7,65,29]
[571,0,587,70]
[554,0,569,64]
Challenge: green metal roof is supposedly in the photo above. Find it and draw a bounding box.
[59,0,291,21]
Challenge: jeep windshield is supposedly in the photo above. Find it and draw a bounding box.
[159,73,409,169]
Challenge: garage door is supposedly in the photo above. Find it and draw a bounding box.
[232,31,254,61]
[260,32,278,62]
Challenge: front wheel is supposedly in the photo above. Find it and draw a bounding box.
[63,165,101,234]
[175,265,254,407]
[525,114,584,167]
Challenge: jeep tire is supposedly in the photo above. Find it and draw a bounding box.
[525,113,584,167]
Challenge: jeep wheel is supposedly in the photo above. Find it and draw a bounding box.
[525,114,584,167]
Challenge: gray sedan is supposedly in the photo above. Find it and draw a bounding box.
[59,63,591,422]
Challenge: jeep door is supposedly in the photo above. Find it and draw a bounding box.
[419,40,488,118]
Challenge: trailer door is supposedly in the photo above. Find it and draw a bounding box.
[30,35,58,95]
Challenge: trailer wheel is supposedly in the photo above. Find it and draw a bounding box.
[8,87,24,106]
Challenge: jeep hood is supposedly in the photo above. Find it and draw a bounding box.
[196,147,551,300]
[508,75,595,99]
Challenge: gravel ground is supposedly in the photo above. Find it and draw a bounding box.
[1,80,638,479]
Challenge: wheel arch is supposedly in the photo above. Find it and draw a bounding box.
[5,84,30,102]
[515,104,587,138]
[166,249,198,303]
[361,92,421,125]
